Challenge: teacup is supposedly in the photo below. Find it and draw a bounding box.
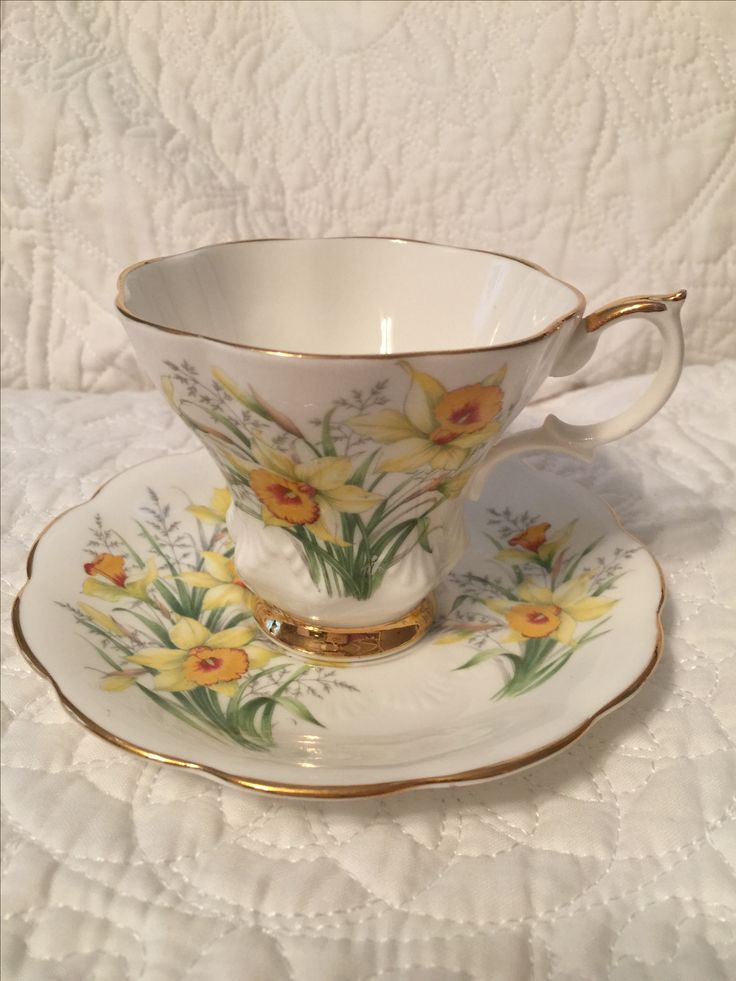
[116,237,684,661]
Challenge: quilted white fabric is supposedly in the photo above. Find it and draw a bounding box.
[2,364,735,980]
[2,0,735,393]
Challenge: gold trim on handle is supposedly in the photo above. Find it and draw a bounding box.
[584,289,687,333]
[10,455,666,800]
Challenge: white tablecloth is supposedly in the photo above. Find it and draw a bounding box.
[2,364,735,981]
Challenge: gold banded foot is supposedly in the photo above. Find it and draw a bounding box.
[252,595,436,664]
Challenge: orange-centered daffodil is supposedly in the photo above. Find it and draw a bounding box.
[508,522,551,553]
[486,574,617,644]
[348,361,505,472]
[127,617,275,696]
[225,438,382,545]
[83,555,158,603]
[505,602,561,638]
[84,553,127,586]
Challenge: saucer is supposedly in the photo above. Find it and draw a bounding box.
[13,450,663,799]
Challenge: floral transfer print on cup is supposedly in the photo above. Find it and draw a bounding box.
[160,359,508,601]
[348,362,505,472]
[63,488,356,749]
[434,511,629,698]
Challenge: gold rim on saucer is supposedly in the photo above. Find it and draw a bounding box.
[11,451,666,800]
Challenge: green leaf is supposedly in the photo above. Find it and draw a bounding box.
[87,641,124,672]
[210,410,254,449]
[135,521,178,577]
[172,578,202,619]
[117,608,171,645]
[270,695,325,727]
[455,649,500,670]
[416,515,432,553]
[507,650,575,696]
[450,593,475,613]
[349,449,380,487]
[153,579,186,616]
[237,697,274,744]
[321,407,337,456]
[573,617,612,647]
[189,686,228,731]
[79,622,135,658]
[371,517,415,559]
[115,532,146,569]
[373,521,416,581]
[592,574,624,596]
[136,685,228,739]
[561,537,603,583]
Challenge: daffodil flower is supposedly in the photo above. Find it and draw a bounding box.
[178,551,252,610]
[100,669,146,692]
[225,437,382,546]
[212,367,305,438]
[82,555,158,604]
[78,602,130,637]
[186,487,232,525]
[486,574,617,645]
[348,361,505,473]
[495,521,575,565]
[127,617,276,696]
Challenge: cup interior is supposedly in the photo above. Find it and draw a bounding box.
[119,238,580,355]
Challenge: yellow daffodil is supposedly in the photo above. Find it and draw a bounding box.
[100,669,145,692]
[178,551,253,611]
[225,438,382,546]
[82,555,158,603]
[186,487,232,525]
[348,361,505,473]
[510,522,551,553]
[486,574,617,645]
[161,375,178,410]
[212,367,305,438]
[495,521,575,565]
[78,602,129,637]
[433,622,499,644]
[425,467,475,499]
[127,617,276,696]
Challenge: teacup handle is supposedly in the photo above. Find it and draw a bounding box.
[468,289,686,499]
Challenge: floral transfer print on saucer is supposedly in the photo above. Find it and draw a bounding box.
[13,451,664,797]
[435,512,634,698]
[69,486,354,751]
